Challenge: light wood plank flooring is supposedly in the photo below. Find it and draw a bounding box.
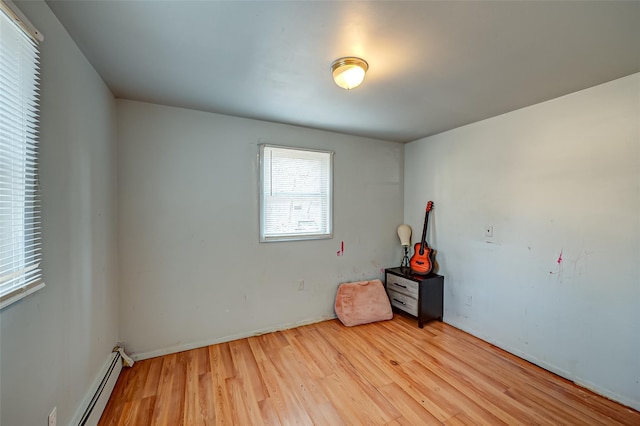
[99,315,640,425]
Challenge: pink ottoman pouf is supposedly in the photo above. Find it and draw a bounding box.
[335,279,393,326]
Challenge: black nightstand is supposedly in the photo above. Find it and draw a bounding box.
[385,267,444,328]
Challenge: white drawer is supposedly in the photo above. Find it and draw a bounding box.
[387,289,418,316]
[386,273,419,298]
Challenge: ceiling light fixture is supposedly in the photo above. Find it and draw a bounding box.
[331,57,368,90]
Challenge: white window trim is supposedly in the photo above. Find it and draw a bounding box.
[259,144,334,243]
[1,0,44,42]
[0,0,44,310]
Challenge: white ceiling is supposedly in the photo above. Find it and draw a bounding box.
[45,0,640,143]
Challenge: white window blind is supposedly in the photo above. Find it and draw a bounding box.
[260,145,333,242]
[0,1,43,309]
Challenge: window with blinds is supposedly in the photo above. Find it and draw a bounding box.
[259,145,333,242]
[0,1,44,309]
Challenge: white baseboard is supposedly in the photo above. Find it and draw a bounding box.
[132,314,337,361]
[71,350,123,426]
[445,318,640,412]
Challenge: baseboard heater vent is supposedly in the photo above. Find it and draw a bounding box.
[76,347,129,426]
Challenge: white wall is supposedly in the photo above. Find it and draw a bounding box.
[405,73,640,409]
[117,100,404,358]
[0,2,118,425]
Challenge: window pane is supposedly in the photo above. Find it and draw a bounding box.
[0,4,43,309]
[260,145,332,242]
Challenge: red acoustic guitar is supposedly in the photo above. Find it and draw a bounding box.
[410,201,434,275]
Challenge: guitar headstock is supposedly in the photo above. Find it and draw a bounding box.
[426,201,434,212]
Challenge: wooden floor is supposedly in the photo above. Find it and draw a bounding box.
[99,315,640,425]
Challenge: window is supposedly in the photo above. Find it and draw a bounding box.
[0,1,44,309]
[260,145,333,242]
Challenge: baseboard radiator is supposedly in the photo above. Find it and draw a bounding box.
[75,348,126,426]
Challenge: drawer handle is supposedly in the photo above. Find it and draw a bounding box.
[393,282,407,289]
[393,298,406,305]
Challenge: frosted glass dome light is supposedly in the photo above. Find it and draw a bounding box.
[331,57,369,90]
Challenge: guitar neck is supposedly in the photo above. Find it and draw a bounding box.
[420,213,429,247]
[420,202,433,251]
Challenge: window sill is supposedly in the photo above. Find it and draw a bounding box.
[0,282,46,310]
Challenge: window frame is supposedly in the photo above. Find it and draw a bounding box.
[259,144,334,243]
[0,0,44,310]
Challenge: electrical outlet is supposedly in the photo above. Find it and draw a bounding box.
[48,406,57,426]
[297,280,304,291]
[484,225,493,237]
[465,296,473,306]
